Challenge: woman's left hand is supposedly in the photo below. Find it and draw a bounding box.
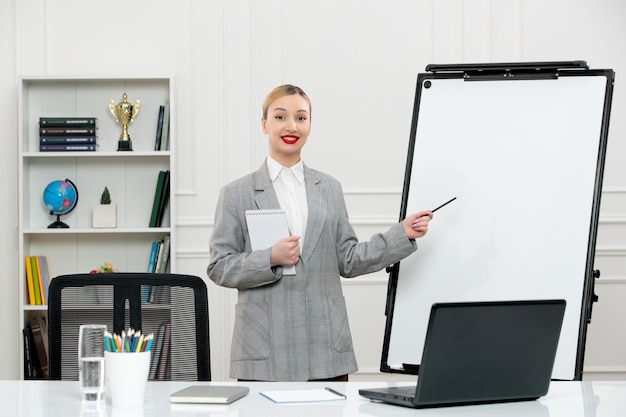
[402,210,433,239]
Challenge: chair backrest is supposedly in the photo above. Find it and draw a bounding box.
[47,273,211,381]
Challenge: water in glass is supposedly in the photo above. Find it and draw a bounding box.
[78,324,107,402]
[79,357,105,401]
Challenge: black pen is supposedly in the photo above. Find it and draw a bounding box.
[324,386,347,399]
[431,197,457,213]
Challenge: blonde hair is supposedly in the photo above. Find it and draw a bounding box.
[262,84,312,120]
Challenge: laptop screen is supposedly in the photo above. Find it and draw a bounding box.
[413,299,566,406]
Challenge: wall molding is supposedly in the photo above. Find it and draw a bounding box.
[595,247,626,256]
[342,187,402,195]
[599,215,626,223]
[176,216,399,228]
[179,173,626,202]
[583,365,626,373]
[175,250,626,286]
[175,216,626,228]
[341,277,389,286]
[583,366,626,381]
[601,187,626,193]
[177,217,212,227]
[593,277,626,285]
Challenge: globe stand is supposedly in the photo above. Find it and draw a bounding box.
[43,178,78,229]
[48,213,70,229]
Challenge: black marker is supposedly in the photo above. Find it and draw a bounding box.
[324,386,347,399]
[431,197,457,213]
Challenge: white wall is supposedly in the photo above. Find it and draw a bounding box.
[1,0,625,381]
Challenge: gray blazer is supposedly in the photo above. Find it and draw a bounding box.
[207,161,417,381]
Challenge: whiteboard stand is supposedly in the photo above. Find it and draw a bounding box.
[381,61,614,381]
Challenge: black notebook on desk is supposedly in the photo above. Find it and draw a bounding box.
[359,299,566,408]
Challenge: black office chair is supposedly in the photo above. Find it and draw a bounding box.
[47,273,211,381]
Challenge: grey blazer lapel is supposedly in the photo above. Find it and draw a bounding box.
[253,162,280,210]
[251,162,326,263]
[302,166,326,263]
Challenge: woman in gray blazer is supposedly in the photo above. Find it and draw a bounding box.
[207,84,433,381]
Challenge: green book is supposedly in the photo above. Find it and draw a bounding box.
[155,170,170,227]
[149,171,166,227]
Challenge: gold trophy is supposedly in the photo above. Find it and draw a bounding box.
[109,93,141,151]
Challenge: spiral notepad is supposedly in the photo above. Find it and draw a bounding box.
[245,209,296,275]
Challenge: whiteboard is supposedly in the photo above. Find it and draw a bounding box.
[382,64,614,381]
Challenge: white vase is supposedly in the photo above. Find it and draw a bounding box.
[92,204,117,228]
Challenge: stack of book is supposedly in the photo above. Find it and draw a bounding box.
[39,117,97,152]
[23,315,49,379]
[148,235,171,275]
[24,255,51,305]
[141,235,171,303]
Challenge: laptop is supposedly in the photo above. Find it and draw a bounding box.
[359,299,566,408]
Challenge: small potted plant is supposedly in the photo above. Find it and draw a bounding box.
[90,262,119,274]
[91,262,119,303]
[92,186,117,228]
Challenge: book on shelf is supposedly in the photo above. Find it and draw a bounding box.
[39,127,97,136]
[23,325,43,379]
[40,136,96,144]
[156,322,172,380]
[36,256,50,305]
[141,284,152,304]
[34,256,46,306]
[154,239,165,273]
[40,144,96,152]
[146,235,172,303]
[154,105,165,151]
[149,322,167,380]
[142,240,161,302]
[39,117,97,127]
[22,326,35,378]
[149,321,171,380]
[150,284,171,304]
[25,255,50,305]
[25,257,35,305]
[148,240,160,273]
[160,99,170,151]
[156,170,170,227]
[149,170,168,227]
[28,256,42,305]
[29,315,49,379]
[156,235,171,274]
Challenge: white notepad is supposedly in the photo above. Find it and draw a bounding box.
[260,388,346,403]
[245,209,296,275]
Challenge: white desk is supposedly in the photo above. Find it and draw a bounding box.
[1,380,625,416]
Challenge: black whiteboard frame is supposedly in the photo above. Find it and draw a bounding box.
[380,61,614,381]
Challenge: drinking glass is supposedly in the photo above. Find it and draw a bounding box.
[78,324,107,402]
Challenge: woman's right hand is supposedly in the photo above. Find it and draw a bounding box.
[270,235,301,266]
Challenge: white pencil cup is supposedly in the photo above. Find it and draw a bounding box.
[105,351,151,408]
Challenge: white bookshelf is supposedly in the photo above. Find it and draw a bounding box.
[18,76,176,378]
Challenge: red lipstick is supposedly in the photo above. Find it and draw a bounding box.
[281,135,299,145]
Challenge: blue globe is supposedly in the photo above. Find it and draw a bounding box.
[43,179,78,228]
